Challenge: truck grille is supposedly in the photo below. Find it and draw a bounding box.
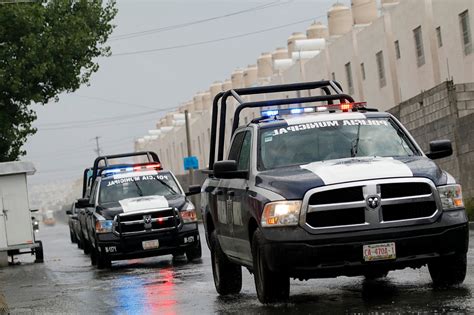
[302,179,439,233]
[306,207,366,228]
[382,201,437,221]
[114,208,180,236]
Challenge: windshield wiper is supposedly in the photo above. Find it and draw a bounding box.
[132,178,144,196]
[350,123,361,158]
[154,177,178,195]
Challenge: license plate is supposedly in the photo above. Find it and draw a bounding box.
[363,242,396,262]
[142,239,159,250]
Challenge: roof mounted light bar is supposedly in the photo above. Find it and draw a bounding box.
[260,102,368,117]
[100,162,162,177]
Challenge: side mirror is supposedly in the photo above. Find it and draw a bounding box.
[186,185,201,196]
[75,198,92,209]
[66,209,72,215]
[213,160,248,179]
[426,140,453,160]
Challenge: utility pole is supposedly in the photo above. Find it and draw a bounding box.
[93,136,101,157]
[184,110,193,186]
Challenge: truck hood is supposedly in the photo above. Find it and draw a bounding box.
[98,195,187,220]
[255,156,447,200]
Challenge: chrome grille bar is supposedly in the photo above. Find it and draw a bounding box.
[300,178,441,234]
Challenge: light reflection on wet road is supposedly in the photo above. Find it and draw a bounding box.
[0,223,472,314]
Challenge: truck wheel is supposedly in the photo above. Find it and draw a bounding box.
[428,253,466,286]
[210,231,242,295]
[70,230,75,243]
[90,246,98,266]
[186,239,202,262]
[97,248,111,270]
[77,238,83,249]
[252,228,289,304]
[83,240,91,255]
[34,241,44,263]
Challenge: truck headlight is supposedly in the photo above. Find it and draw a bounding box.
[181,204,197,223]
[437,184,464,210]
[95,220,113,233]
[261,201,302,227]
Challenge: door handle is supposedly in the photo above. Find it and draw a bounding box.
[228,190,235,197]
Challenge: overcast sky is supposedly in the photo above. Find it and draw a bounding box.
[23,0,347,186]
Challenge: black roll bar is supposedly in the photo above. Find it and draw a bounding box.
[91,151,160,183]
[208,80,347,170]
[231,93,354,134]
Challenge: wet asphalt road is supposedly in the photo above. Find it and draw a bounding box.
[0,223,473,314]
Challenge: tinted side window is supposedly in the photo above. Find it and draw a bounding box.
[237,131,252,171]
[228,132,245,161]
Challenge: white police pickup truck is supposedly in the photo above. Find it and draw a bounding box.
[201,81,469,303]
[76,152,201,269]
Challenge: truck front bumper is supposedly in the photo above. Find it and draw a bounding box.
[260,210,469,279]
[96,223,200,261]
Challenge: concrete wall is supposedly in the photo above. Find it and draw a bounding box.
[389,81,474,198]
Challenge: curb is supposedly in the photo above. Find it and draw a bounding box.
[0,293,9,315]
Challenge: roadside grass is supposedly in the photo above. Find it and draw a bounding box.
[465,198,474,221]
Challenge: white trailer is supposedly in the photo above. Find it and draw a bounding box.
[0,161,43,265]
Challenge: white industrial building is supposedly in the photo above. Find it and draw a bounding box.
[136,0,474,175]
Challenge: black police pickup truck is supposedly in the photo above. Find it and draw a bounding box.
[76,152,201,268]
[201,81,469,303]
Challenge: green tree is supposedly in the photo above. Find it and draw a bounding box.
[0,0,117,161]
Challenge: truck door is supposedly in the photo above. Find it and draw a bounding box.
[0,174,34,247]
[215,131,246,257]
[228,130,253,261]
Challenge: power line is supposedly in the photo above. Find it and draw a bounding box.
[109,0,290,41]
[36,105,177,130]
[111,15,324,57]
[72,95,156,110]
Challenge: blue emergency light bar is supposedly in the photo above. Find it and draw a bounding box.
[261,102,367,117]
[101,163,162,176]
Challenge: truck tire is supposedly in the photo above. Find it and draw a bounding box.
[70,230,75,243]
[428,253,466,286]
[210,231,242,295]
[83,239,91,255]
[90,246,98,266]
[186,239,202,262]
[34,241,44,263]
[97,248,111,270]
[252,228,289,304]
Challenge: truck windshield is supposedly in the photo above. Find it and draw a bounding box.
[258,117,418,170]
[99,172,180,204]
